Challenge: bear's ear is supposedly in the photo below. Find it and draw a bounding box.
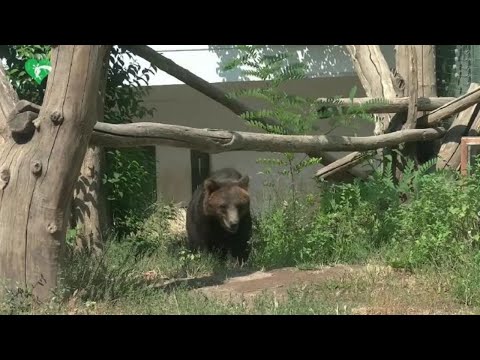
[204,179,219,194]
[238,175,249,190]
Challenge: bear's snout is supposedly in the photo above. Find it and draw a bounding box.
[223,209,240,233]
[227,222,239,233]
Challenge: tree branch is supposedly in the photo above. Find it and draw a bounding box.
[316,96,455,114]
[319,45,398,180]
[418,86,480,127]
[122,45,284,130]
[315,152,371,180]
[91,121,445,153]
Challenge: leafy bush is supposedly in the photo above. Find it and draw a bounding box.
[250,156,480,277]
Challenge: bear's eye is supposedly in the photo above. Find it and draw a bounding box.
[220,204,227,211]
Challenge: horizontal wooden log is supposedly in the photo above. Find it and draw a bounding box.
[418,86,480,127]
[316,96,455,114]
[91,121,446,153]
[320,85,480,178]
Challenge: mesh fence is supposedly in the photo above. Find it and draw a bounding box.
[436,45,480,97]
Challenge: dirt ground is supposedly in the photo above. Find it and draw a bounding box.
[175,264,476,315]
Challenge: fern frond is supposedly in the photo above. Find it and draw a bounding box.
[261,53,291,65]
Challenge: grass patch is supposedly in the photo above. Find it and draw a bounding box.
[4,159,480,314]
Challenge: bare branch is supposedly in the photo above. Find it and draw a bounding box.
[316,96,454,114]
[91,121,446,153]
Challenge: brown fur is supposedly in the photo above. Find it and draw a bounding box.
[186,168,253,263]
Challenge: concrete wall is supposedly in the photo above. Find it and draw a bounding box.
[139,76,378,211]
[129,45,396,211]
[134,45,396,84]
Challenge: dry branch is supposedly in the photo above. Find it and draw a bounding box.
[316,96,454,114]
[91,121,445,153]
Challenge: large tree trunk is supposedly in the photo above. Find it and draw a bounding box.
[316,45,398,179]
[345,45,397,135]
[71,145,108,253]
[71,60,109,253]
[396,45,439,164]
[0,45,110,301]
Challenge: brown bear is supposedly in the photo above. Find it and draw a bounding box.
[186,168,252,263]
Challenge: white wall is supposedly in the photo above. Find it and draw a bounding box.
[132,45,396,211]
[133,45,396,85]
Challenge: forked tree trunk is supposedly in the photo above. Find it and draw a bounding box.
[0,45,110,301]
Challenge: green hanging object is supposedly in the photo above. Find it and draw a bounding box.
[25,58,52,85]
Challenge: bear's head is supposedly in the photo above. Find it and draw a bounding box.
[203,175,250,233]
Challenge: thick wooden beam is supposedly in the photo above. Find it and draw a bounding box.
[418,86,480,127]
[90,121,446,153]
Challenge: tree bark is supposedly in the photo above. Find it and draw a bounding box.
[404,46,419,130]
[0,45,110,301]
[397,45,439,164]
[0,64,18,145]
